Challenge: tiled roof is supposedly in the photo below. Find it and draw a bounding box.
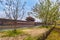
[0,18,26,22]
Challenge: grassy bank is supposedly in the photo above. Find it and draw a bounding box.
[46,29,60,40]
[0,26,52,40]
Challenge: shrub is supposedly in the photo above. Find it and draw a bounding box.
[1,30,24,37]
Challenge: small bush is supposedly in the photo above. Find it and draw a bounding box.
[1,30,24,37]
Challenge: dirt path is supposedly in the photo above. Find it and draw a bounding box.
[0,28,48,40]
[22,28,48,37]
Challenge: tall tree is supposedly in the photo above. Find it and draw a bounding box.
[0,0,26,31]
[33,0,60,27]
[0,0,26,20]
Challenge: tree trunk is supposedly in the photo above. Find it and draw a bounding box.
[13,20,17,33]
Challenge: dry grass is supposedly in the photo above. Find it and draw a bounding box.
[46,30,60,40]
[22,28,48,37]
[0,35,27,40]
[0,27,48,40]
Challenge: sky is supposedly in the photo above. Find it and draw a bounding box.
[0,0,41,22]
[21,0,41,22]
[0,0,57,22]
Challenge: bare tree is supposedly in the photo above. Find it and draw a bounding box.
[0,0,26,20]
[0,0,26,31]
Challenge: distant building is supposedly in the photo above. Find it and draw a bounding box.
[0,18,35,26]
[0,18,44,29]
